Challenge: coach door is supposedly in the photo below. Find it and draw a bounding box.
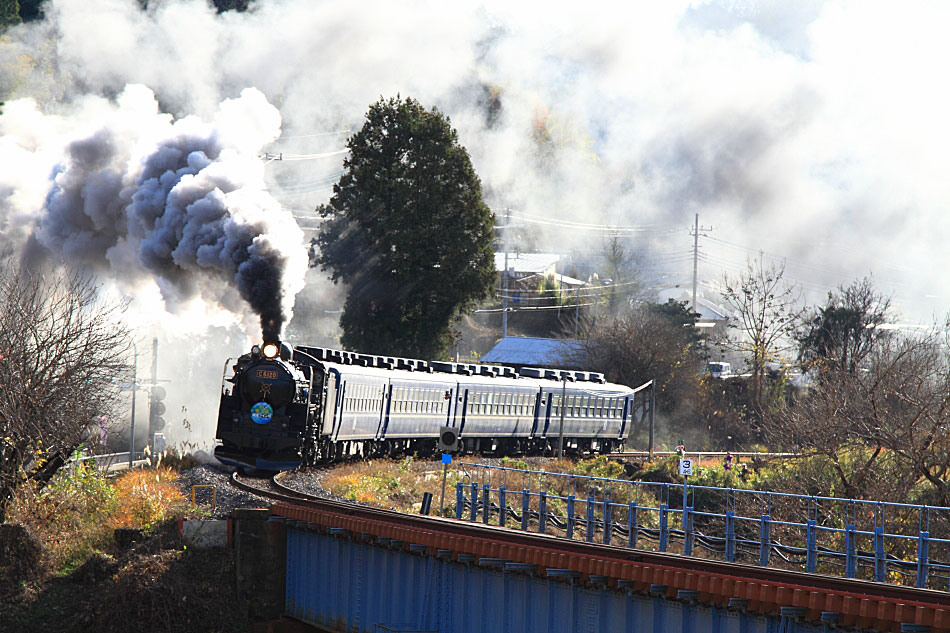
[455,388,470,436]
[322,370,339,439]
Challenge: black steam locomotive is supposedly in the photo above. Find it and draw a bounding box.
[214,341,651,471]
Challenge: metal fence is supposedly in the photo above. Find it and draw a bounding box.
[455,462,950,591]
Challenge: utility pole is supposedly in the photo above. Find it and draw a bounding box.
[690,215,713,312]
[148,337,158,451]
[557,374,567,458]
[648,379,656,460]
[502,208,510,339]
[574,287,580,337]
[128,345,137,469]
[692,213,699,311]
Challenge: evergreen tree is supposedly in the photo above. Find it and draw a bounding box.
[0,0,21,30]
[314,96,496,358]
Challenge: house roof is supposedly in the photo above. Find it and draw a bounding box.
[494,252,562,274]
[481,336,583,367]
[517,273,588,288]
[657,289,734,321]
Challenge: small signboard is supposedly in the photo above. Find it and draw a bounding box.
[678,458,693,476]
[442,453,452,465]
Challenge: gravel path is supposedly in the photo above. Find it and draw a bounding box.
[174,464,270,518]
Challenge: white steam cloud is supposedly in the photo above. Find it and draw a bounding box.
[1,0,949,441]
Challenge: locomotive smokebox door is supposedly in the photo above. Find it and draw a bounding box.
[438,426,459,453]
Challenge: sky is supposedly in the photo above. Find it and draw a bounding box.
[1,0,948,442]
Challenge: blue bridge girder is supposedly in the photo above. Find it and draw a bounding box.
[283,523,833,633]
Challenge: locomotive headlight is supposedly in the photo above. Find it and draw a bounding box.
[262,343,279,359]
[251,345,261,358]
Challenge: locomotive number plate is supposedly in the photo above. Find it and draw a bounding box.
[256,369,279,379]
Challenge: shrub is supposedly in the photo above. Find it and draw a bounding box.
[111,467,189,531]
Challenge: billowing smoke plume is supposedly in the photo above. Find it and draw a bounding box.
[3,0,950,442]
[26,85,306,341]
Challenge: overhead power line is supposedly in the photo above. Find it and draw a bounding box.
[262,149,349,162]
[507,213,682,236]
[268,129,351,142]
[475,302,596,313]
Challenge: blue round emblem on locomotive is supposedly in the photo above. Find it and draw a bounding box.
[250,401,274,424]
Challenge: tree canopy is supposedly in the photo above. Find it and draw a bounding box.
[0,0,21,30]
[722,256,805,408]
[314,96,496,358]
[569,302,705,445]
[797,277,892,376]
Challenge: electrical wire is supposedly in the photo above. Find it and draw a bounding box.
[261,149,349,161]
[268,129,351,142]
[474,302,596,313]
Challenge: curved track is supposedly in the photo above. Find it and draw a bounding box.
[229,467,950,632]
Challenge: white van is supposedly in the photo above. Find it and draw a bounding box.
[706,361,732,378]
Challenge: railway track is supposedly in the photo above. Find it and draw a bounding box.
[230,470,318,503]
[228,467,950,631]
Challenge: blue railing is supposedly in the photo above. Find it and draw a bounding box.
[454,462,950,591]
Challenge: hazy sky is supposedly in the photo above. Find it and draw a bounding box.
[1,0,948,439]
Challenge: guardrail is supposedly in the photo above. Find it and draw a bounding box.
[69,451,146,472]
[455,461,950,591]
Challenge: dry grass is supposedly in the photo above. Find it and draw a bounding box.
[323,457,462,515]
[110,467,189,530]
[7,463,191,574]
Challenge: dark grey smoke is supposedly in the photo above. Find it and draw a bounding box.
[35,112,304,341]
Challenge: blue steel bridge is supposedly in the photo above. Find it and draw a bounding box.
[242,462,950,633]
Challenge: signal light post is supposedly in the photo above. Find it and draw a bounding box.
[147,337,166,452]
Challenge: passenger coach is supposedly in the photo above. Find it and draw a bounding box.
[215,342,651,471]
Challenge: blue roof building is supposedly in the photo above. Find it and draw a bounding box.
[481,336,584,368]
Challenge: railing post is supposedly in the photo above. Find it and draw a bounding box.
[845,524,856,578]
[725,511,736,563]
[539,491,547,534]
[603,499,612,545]
[521,489,530,531]
[455,482,464,519]
[874,526,886,583]
[628,502,638,549]
[586,497,596,542]
[759,514,771,566]
[482,483,490,524]
[659,504,669,552]
[470,482,478,522]
[916,531,930,588]
[499,487,507,527]
[567,495,575,539]
[806,519,817,573]
[683,501,694,557]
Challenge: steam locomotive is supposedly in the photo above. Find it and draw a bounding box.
[214,341,651,471]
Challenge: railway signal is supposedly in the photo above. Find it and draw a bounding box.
[149,385,166,435]
[437,426,458,453]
